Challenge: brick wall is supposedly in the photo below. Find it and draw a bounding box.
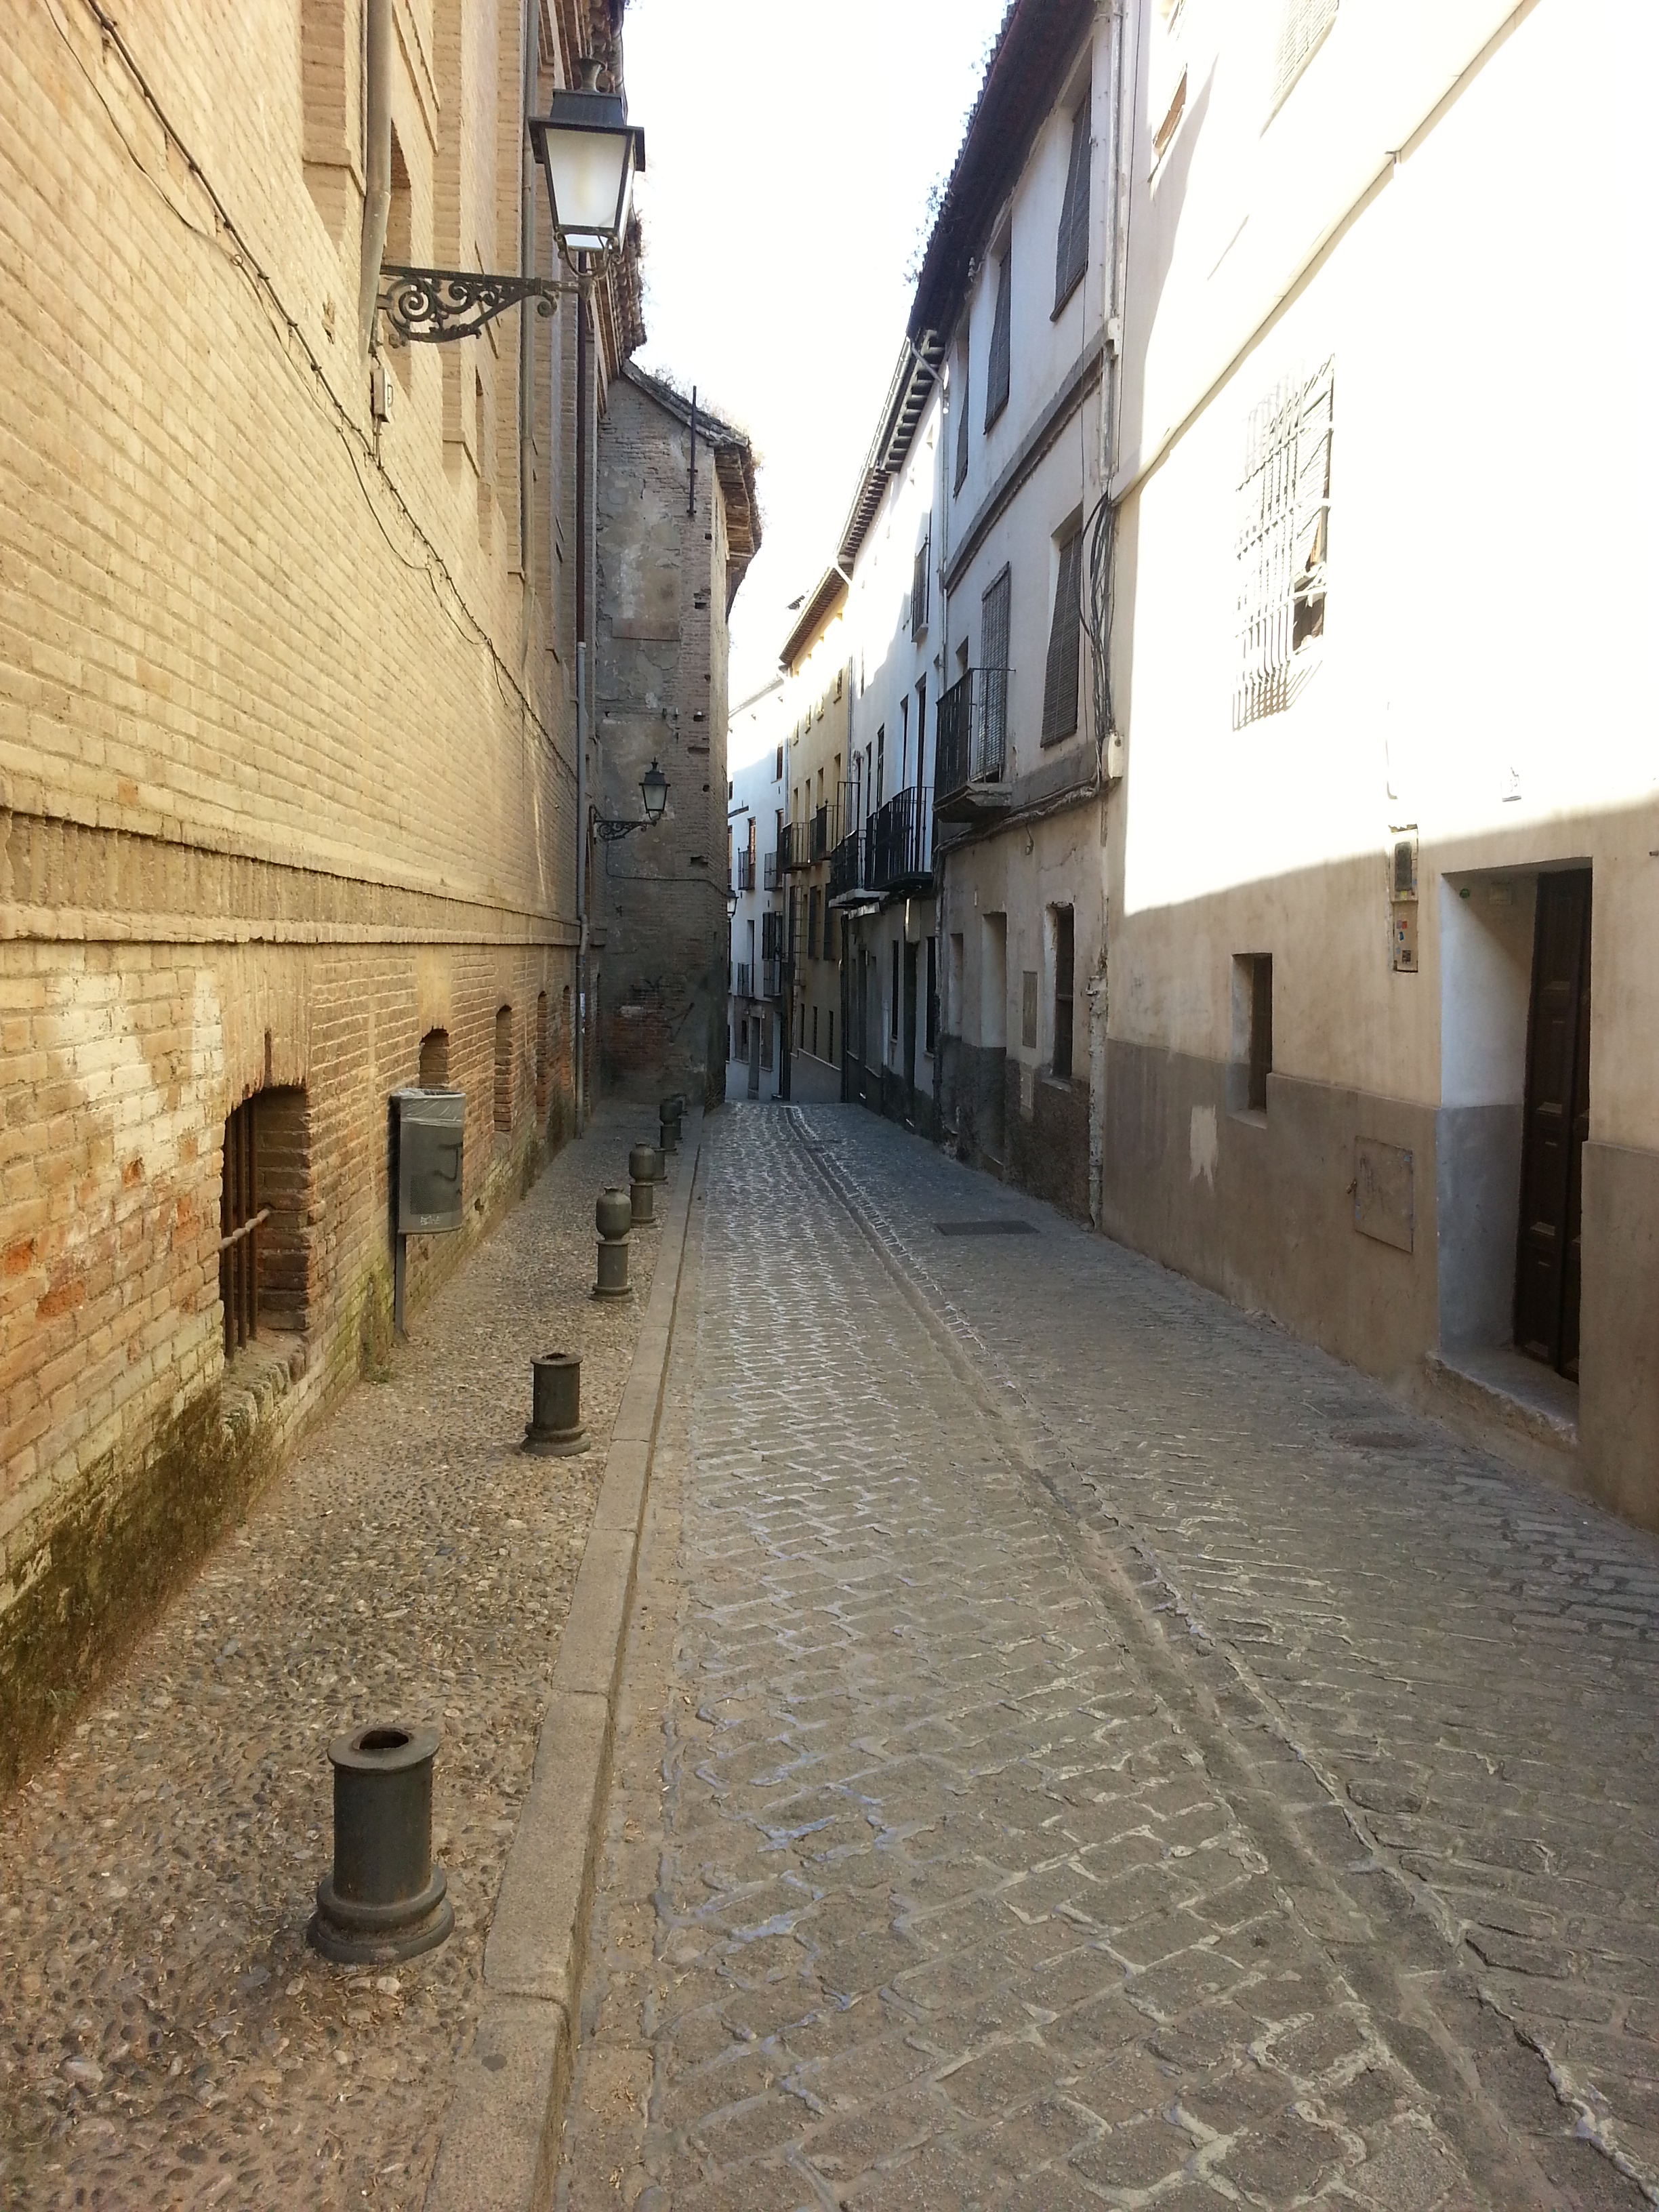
[0,0,626,1785]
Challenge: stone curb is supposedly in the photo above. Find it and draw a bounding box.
[423,1107,704,2212]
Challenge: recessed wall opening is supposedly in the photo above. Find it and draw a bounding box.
[1051,905,1075,1079]
[493,1005,514,1134]
[1436,869,1543,1366]
[1230,954,1272,1116]
[419,1027,450,1088]
[220,1085,312,1359]
[535,991,550,1120]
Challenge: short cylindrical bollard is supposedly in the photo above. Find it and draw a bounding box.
[630,1174,655,1227]
[308,1724,453,1965]
[659,1109,678,1156]
[524,1351,586,1455]
[594,1187,631,1298]
[628,1141,661,1185]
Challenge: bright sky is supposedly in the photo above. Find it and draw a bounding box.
[623,0,1012,756]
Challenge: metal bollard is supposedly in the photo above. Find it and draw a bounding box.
[523,1351,586,1455]
[630,1174,655,1227]
[308,1723,453,1965]
[629,1140,662,1185]
[594,1186,632,1298]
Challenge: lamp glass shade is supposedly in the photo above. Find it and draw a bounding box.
[532,94,640,253]
[640,760,668,823]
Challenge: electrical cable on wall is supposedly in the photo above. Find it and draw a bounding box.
[45,0,580,791]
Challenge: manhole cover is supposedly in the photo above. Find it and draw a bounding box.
[933,1218,1038,1237]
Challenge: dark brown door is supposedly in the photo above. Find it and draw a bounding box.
[1515,869,1591,1376]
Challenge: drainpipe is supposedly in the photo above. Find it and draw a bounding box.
[356,0,392,359]
[933,379,950,1143]
[573,255,594,1136]
[518,0,538,596]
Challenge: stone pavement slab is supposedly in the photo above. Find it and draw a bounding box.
[554,1105,1642,2209]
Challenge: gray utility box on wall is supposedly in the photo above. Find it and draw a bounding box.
[392,1089,466,1233]
[390,1089,465,1334]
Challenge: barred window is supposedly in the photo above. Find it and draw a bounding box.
[984,249,1011,429]
[1041,526,1084,746]
[1235,358,1334,729]
[1054,94,1090,312]
[1267,0,1338,121]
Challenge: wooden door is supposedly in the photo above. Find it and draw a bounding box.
[1515,870,1591,1375]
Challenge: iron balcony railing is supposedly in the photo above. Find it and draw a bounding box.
[735,850,756,893]
[809,800,839,863]
[761,957,781,1000]
[828,825,869,903]
[869,783,935,894]
[935,665,1011,806]
[734,962,754,998]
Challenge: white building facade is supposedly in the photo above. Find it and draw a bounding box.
[725,683,785,1099]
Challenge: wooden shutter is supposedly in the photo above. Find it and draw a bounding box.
[1054,97,1090,311]
[954,343,970,492]
[1040,530,1084,745]
[980,568,1012,777]
[985,250,1011,428]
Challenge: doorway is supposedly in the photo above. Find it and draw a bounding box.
[903,941,919,1115]
[1515,869,1591,1379]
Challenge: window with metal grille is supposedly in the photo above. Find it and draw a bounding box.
[911,534,930,636]
[1234,357,1334,729]
[219,1086,310,1357]
[535,991,550,1118]
[1041,525,1084,745]
[1054,93,1091,312]
[985,248,1011,428]
[1267,0,1338,121]
[954,341,970,493]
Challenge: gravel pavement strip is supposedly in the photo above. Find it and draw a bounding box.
[0,1104,680,2212]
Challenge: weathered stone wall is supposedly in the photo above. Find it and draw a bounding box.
[0,0,598,1782]
[593,373,746,1108]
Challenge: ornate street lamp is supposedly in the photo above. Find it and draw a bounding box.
[593,760,670,843]
[528,63,645,258]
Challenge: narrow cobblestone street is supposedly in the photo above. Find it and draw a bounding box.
[558,1105,1659,2209]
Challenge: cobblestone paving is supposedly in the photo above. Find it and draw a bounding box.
[0,1108,671,2211]
[556,1105,1645,2209]
[799,1102,1659,2204]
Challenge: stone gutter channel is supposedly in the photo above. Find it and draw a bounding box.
[423,1107,703,2212]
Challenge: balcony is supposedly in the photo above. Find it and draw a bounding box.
[935,665,1012,822]
[828,825,871,905]
[763,851,780,891]
[761,957,781,1000]
[735,850,756,893]
[869,784,934,896]
[809,800,840,864]
[778,821,806,875]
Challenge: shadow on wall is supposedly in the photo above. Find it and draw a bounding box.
[1084,816,1655,1529]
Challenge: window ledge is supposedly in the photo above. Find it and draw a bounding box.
[1229,1105,1268,1130]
